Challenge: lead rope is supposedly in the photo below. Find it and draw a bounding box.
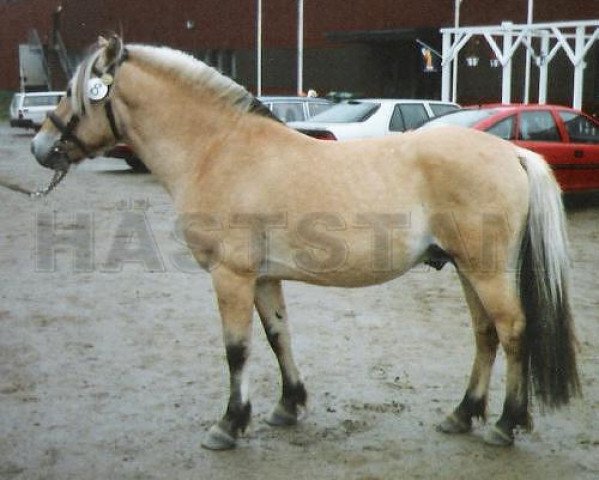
[0,169,68,198]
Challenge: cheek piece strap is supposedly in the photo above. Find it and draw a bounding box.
[47,111,94,159]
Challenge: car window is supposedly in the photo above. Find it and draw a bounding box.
[486,115,515,140]
[425,109,499,128]
[10,95,21,110]
[429,103,459,117]
[309,101,380,123]
[271,102,304,122]
[23,95,62,107]
[397,104,429,130]
[389,105,405,132]
[558,111,599,144]
[307,102,332,118]
[518,111,560,142]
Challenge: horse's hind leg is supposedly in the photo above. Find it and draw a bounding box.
[202,268,256,450]
[459,272,531,446]
[438,274,499,435]
[255,279,307,426]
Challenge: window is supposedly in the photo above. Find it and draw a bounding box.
[309,101,380,123]
[426,109,498,128]
[271,102,303,122]
[389,103,429,132]
[204,49,237,78]
[430,103,459,117]
[23,95,62,107]
[389,105,405,131]
[307,102,332,118]
[486,116,515,140]
[518,111,560,142]
[558,111,599,144]
[10,94,21,110]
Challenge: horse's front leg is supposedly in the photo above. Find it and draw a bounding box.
[202,268,257,450]
[255,279,307,426]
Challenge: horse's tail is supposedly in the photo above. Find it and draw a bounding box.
[517,147,581,409]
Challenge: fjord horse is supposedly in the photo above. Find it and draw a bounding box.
[31,35,580,450]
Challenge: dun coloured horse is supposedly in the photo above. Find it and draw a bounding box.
[31,35,580,450]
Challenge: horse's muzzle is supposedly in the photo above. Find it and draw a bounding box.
[31,129,69,171]
[43,146,71,172]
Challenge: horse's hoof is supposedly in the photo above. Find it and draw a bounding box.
[484,426,514,447]
[436,414,471,434]
[201,425,237,451]
[265,404,298,427]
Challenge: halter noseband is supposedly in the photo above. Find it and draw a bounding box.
[48,49,128,162]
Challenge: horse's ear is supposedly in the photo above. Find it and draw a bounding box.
[98,36,109,48]
[103,34,123,64]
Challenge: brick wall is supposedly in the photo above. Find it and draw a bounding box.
[0,0,597,99]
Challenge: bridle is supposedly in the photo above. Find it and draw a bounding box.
[0,45,129,198]
[47,48,128,164]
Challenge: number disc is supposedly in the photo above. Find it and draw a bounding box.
[87,78,109,101]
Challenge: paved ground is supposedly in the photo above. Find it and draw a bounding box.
[0,123,598,479]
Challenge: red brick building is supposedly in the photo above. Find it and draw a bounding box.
[0,0,597,107]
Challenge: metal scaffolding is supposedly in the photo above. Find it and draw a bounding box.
[440,20,599,109]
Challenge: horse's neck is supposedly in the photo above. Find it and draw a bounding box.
[115,64,246,198]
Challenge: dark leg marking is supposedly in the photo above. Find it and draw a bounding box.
[496,395,531,435]
[264,325,307,416]
[221,400,252,435]
[437,391,487,434]
[265,326,282,357]
[226,343,247,372]
[454,392,487,425]
[218,343,252,435]
[281,376,308,415]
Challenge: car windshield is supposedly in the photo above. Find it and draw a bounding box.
[425,109,499,127]
[308,101,380,123]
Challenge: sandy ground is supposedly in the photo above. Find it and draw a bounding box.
[0,123,598,479]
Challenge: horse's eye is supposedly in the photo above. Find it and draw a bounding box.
[66,88,72,98]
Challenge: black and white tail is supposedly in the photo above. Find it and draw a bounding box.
[516,147,581,409]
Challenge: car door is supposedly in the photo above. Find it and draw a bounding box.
[514,109,579,191]
[555,110,599,191]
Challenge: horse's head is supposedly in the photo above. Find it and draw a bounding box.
[32,34,127,171]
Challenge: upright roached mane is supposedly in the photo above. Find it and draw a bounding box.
[71,42,256,118]
[31,35,580,452]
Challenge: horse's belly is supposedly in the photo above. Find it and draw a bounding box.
[262,261,413,287]
[263,231,426,287]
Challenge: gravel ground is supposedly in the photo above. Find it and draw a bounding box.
[1,123,598,479]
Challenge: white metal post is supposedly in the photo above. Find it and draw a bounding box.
[523,0,533,103]
[441,32,452,102]
[538,32,549,104]
[501,31,513,104]
[256,0,263,96]
[297,0,304,95]
[452,0,461,103]
[573,25,585,110]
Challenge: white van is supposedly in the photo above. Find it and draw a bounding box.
[9,91,65,130]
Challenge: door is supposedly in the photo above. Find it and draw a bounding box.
[514,109,580,192]
[556,110,599,191]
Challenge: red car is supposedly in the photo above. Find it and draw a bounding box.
[425,104,599,192]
